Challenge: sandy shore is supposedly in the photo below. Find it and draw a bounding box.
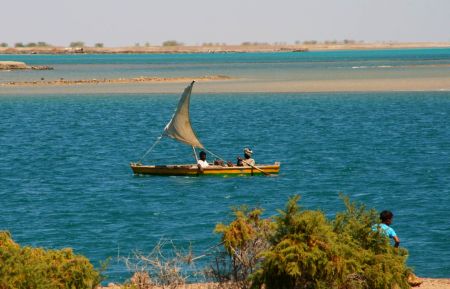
[99,278,450,289]
[1,42,450,54]
[417,278,450,289]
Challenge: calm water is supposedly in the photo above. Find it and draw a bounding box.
[1,50,450,281]
[1,48,450,83]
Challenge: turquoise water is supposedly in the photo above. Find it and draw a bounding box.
[1,48,450,83]
[1,50,450,281]
[1,92,450,280]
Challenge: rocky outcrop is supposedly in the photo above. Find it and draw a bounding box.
[0,61,28,70]
[0,61,53,70]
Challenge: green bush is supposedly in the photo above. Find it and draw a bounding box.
[69,41,85,48]
[215,195,412,289]
[162,40,183,47]
[240,42,269,46]
[213,207,273,288]
[37,42,51,47]
[0,231,101,289]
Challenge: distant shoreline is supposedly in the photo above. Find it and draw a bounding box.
[1,42,450,54]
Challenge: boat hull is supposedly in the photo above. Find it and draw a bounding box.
[130,162,280,176]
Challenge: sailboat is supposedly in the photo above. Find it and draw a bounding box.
[130,81,280,176]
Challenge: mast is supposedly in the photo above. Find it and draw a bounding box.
[192,146,199,163]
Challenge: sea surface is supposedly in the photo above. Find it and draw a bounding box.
[1,48,450,84]
[1,50,450,282]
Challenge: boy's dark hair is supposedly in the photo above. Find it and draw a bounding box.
[199,151,206,157]
[380,210,394,222]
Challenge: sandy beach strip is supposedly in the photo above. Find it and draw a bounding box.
[417,278,450,289]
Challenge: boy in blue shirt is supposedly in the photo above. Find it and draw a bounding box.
[372,211,423,286]
[372,210,401,248]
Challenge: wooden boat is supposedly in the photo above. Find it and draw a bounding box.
[130,163,280,176]
[130,81,280,176]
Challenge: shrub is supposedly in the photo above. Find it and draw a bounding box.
[214,195,412,289]
[94,43,104,48]
[0,231,101,289]
[213,207,273,288]
[14,42,24,47]
[162,40,183,47]
[240,42,269,46]
[37,42,50,47]
[122,239,196,289]
[70,41,85,48]
[0,43,8,47]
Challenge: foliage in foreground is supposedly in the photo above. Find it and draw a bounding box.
[0,231,101,289]
[212,207,273,289]
[122,239,198,289]
[215,195,412,289]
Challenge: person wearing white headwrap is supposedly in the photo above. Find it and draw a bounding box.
[237,147,255,166]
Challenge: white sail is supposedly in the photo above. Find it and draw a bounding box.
[163,81,204,148]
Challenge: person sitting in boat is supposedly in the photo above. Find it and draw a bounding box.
[197,151,209,169]
[237,148,255,166]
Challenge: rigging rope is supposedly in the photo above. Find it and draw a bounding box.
[137,135,163,164]
[203,148,226,162]
[137,135,226,166]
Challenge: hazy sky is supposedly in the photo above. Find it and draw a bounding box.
[1,0,449,46]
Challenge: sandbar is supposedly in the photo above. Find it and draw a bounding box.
[1,77,449,95]
[0,75,231,87]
